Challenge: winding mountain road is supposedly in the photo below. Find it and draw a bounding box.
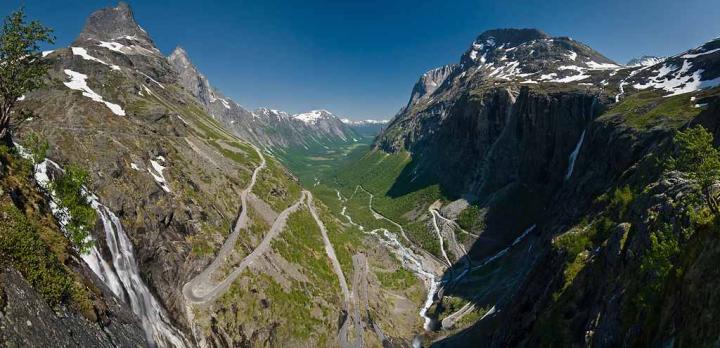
[429,209,453,267]
[337,186,444,331]
[182,145,268,304]
[182,147,361,347]
[429,208,472,268]
[306,192,360,348]
[355,185,446,268]
[432,209,478,238]
[441,301,476,329]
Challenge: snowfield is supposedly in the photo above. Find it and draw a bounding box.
[632,60,720,96]
[148,156,171,193]
[294,110,332,124]
[63,69,126,116]
[71,47,120,70]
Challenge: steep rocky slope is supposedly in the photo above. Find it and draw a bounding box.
[331,28,720,345]
[10,2,426,347]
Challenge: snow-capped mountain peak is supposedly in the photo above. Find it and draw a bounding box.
[253,107,290,120]
[453,28,621,86]
[627,37,720,97]
[626,56,665,67]
[293,109,335,124]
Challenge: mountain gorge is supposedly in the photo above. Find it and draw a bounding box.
[4,2,720,348]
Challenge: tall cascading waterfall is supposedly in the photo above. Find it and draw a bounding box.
[564,130,586,181]
[564,97,598,181]
[21,151,190,348]
[87,197,190,348]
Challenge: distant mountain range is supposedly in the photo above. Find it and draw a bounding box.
[340,118,389,137]
[167,47,360,150]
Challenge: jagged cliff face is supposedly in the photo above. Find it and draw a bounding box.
[369,28,720,346]
[166,47,359,150]
[167,47,215,109]
[377,30,720,198]
[377,29,618,201]
[18,7,263,345]
[408,64,458,107]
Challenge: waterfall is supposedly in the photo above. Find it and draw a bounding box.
[23,153,189,348]
[564,130,586,181]
[88,198,190,348]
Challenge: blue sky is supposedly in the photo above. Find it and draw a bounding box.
[3,0,720,119]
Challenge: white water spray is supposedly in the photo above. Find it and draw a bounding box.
[565,130,586,180]
[20,150,189,348]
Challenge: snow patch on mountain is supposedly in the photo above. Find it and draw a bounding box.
[585,60,621,70]
[253,108,291,120]
[63,69,125,116]
[97,39,158,56]
[681,47,720,59]
[148,156,171,193]
[632,60,720,96]
[71,47,120,70]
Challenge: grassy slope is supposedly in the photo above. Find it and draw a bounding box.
[0,147,98,321]
[601,88,720,130]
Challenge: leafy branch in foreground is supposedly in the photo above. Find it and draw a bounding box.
[0,8,54,142]
[50,165,96,254]
[666,125,720,216]
[19,131,95,254]
[23,130,48,165]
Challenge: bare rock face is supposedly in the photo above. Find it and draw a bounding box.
[408,64,458,106]
[167,46,216,109]
[75,2,154,49]
[0,267,147,347]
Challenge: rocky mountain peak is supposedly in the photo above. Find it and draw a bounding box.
[408,64,458,106]
[169,46,191,65]
[167,46,215,105]
[253,108,290,120]
[75,2,154,47]
[475,28,549,49]
[453,28,619,85]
